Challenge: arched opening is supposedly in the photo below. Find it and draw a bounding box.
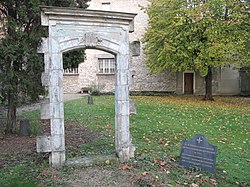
[62,47,118,158]
[38,6,136,166]
[62,47,117,94]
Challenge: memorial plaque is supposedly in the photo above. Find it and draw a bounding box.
[179,134,217,172]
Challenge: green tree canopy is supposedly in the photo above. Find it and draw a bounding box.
[0,0,90,133]
[63,49,86,70]
[144,0,250,99]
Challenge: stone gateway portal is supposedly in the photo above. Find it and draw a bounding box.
[37,6,136,166]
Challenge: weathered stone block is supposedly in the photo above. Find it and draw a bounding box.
[116,70,129,85]
[116,144,135,162]
[116,54,129,70]
[51,135,65,151]
[115,86,129,101]
[50,38,61,53]
[41,72,49,86]
[49,102,64,119]
[116,101,129,116]
[49,86,64,103]
[129,20,134,33]
[50,119,65,135]
[50,151,66,167]
[129,99,137,115]
[41,100,50,120]
[130,41,140,56]
[37,135,51,153]
[37,37,48,53]
[115,115,129,134]
[50,54,63,70]
[49,70,63,87]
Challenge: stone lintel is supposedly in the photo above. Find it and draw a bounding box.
[41,6,137,28]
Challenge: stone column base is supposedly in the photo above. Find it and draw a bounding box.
[116,144,135,162]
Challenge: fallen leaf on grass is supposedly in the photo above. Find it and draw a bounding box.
[195,174,202,178]
[153,158,158,164]
[190,183,199,187]
[170,157,176,162]
[146,138,151,143]
[142,171,149,175]
[159,161,167,167]
[120,164,133,170]
[158,140,164,145]
[210,179,217,185]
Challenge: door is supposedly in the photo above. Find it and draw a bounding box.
[184,73,194,94]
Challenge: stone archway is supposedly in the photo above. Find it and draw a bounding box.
[37,6,136,166]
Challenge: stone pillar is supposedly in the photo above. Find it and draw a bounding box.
[115,50,135,162]
[48,49,65,166]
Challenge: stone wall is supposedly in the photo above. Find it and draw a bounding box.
[63,0,177,93]
[63,75,80,93]
[64,0,176,92]
[218,66,240,95]
[62,0,241,95]
[176,67,239,96]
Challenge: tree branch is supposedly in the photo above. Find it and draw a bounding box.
[0,5,8,17]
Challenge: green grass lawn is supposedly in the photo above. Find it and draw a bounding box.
[64,95,249,186]
[1,95,249,186]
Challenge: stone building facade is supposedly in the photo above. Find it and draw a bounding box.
[63,0,241,95]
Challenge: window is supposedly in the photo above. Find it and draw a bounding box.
[102,2,111,10]
[98,58,115,74]
[64,67,79,74]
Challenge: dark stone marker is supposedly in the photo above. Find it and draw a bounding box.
[129,99,137,115]
[179,134,217,172]
[19,119,30,136]
[88,95,93,105]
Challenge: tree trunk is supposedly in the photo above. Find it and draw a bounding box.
[5,91,17,134]
[204,66,214,101]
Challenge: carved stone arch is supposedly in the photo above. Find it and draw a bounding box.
[38,6,136,167]
[59,36,120,55]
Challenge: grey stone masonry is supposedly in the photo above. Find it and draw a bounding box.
[38,6,137,166]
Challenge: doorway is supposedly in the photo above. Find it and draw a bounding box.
[38,6,136,166]
[184,73,194,94]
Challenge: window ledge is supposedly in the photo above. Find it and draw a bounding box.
[63,73,79,76]
[97,73,115,76]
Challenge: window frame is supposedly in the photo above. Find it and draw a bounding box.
[98,58,115,75]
